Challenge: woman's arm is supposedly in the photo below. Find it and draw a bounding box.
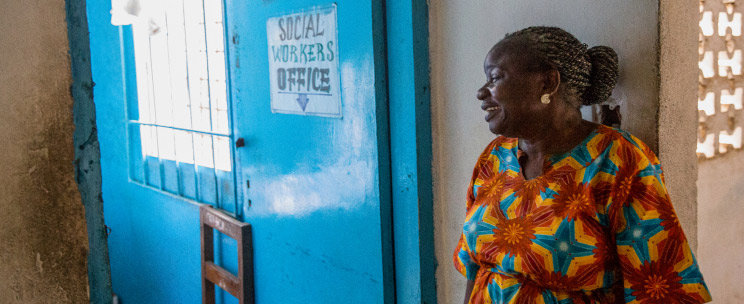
[463,279,475,304]
[608,141,712,303]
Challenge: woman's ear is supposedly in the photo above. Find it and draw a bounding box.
[544,69,561,95]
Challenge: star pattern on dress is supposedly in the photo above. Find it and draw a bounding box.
[535,220,596,274]
[639,162,664,185]
[616,205,664,263]
[465,206,496,252]
[493,146,520,174]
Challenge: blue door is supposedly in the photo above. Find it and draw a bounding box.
[225,1,393,303]
[88,0,394,303]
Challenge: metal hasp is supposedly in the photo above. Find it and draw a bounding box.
[200,205,254,304]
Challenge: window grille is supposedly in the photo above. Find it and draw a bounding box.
[124,0,235,207]
[698,0,744,159]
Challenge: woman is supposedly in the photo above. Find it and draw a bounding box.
[453,27,712,304]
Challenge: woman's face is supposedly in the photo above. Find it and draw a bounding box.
[477,47,547,137]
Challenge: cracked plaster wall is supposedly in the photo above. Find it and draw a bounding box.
[0,0,90,303]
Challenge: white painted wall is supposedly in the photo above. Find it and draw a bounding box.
[429,1,660,302]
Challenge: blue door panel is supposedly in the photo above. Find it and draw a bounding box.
[226,0,391,303]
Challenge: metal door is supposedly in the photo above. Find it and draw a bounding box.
[87,0,393,302]
[225,1,393,303]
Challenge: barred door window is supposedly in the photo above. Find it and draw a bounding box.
[115,0,236,207]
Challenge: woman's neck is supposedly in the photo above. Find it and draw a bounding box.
[517,108,594,158]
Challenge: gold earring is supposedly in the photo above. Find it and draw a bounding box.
[541,94,551,104]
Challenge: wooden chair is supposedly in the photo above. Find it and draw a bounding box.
[200,205,254,304]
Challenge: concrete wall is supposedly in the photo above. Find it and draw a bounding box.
[658,0,700,251]
[430,1,663,302]
[0,1,90,303]
[697,152,744,303]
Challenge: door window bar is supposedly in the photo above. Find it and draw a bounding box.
[122,0,234,207]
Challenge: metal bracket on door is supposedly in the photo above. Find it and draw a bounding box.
[200,205,254,304]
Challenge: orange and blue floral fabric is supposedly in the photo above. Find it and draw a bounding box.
[454,125,712,304]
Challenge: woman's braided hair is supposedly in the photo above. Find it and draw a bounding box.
[498,26,619,107]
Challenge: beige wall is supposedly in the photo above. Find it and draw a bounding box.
[697,147,744,303]
[430,1,670,302]
[0,1,90,303]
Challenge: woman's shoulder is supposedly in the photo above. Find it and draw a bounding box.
[469,135,517,169]
[476,135,518,160]
[593,124,660,165]
[486,135,517,150]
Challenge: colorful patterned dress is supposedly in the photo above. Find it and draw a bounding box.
[453,125,712,304]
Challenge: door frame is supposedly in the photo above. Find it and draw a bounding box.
[66,0,114,303]
[385,1,437,303]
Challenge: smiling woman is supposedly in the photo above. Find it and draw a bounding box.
[454,26,712,304]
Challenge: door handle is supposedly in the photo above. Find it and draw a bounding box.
[235,138,245,148]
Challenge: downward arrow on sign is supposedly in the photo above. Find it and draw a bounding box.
[296,93,310,111]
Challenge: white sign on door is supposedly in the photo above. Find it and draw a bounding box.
[267,5,341,117]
